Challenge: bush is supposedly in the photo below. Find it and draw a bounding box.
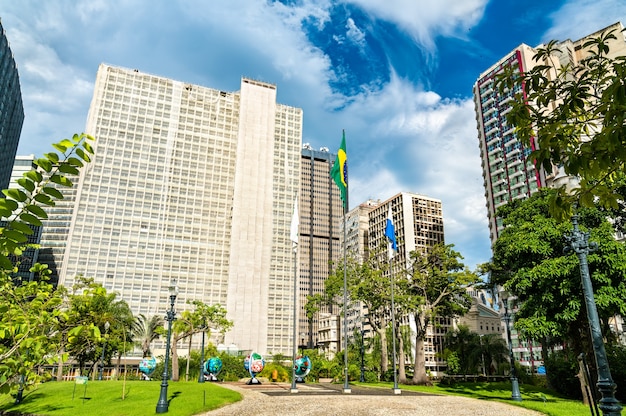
[606,344,626,402]
[544,350,582,399]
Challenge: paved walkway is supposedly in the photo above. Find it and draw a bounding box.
[200,382,543,416]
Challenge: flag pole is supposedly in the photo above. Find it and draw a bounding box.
[386,204,401,394]
[342,181,351,394]
[290,197,299,393]
[390,254,400,394]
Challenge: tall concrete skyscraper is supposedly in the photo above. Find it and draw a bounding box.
[0,20,24,191]
[60,64,302,355]
[298,144,343,349]
[473,22,626,245]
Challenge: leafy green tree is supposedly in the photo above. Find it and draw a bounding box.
[0,133,94,395]
[323,255,393,377]
[63,276,134,378]
[171,301,232,381]
[404,244,479,385]
[497,27,626,217]
[132,314,163,358]
[490,189,626,380]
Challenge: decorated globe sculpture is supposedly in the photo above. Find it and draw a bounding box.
[204,357,223,381]
[294,355,312,378]
[139,357,157,380]
[244,352,265,384]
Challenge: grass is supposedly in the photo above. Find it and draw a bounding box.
[357,381,593,416]
[0,380,241,416]
[0,378,601,416]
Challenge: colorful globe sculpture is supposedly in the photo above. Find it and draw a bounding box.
[244,352,265,377]
[294,355,312,378]
[204,357,223,376]
[139,357,157,375]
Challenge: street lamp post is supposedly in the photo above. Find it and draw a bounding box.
[359,327,365,382]
[198,321,206,383]
[156,280,178,414]
[98,321,110,381]
[564,215,622,415]
[502,300,522,401]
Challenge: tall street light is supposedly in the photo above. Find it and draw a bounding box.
[198,320,206,383]
[502,298,522,402]
[98,321,110,381]
[564,215,622,415]
[156,280,178,414]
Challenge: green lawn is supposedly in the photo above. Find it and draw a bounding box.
[0,380,241,416]
[358,381,594,416]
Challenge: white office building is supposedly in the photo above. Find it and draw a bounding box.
[60,64,302,356]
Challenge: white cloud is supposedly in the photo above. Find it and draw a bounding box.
[544,0,626,42]
[346,0,489,49]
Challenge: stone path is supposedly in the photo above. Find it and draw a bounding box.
[200,382,544,416]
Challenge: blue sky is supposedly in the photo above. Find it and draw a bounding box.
[1,0,625,271]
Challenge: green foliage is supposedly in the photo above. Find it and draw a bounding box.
[606,344,626,402]
[0,134,94,396]
[490,189,626,352]
[218,353,247,381]
[0,133,95,271]
[543,350,582,400]
[64,276,135,375]
[496,28,626,218]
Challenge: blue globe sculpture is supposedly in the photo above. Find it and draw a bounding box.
[139,357,157,380]
[294,355,312,378]
[244,352,265,384]
[204,357,223,381]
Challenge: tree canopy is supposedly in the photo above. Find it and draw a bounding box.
[489,189,626,352]
[497,27,626,217]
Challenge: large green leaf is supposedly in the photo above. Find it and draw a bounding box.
[9,222,34,236]
[67,157,84,168]
[16,178,35,193]
[33,194,55,206]
[50,174,73,187]
[19,213,42,226]
[3,229,28,243]
[75,148,91,162]
[52,143,67,153]
[0,198,19,212]
[42,187,64,200]
[44,152,60,163]
[35,158,53,173]
[25,205,48,219]
[24,169,43,183]
[58,163,79,175]
[2,189,28,202]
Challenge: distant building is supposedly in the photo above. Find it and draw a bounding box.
[473,22,626,245]
[3,155,40,282]
[474,21,626,369]
[342,192,447,374]
[298,144,343,349]
[0,20,24,190]
[59,65,302,356]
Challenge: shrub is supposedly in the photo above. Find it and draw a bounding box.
[544,350,582,399]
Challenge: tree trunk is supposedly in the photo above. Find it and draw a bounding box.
[398,328,407,383]
[378,327,388,375]
[185,335,192,381]
[56,347,65,381]
[171,336,180,381]
[412,335,430,385]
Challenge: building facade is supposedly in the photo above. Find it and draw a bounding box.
[474,21,626,245]
[0,20,24,191]
[298,144,343,349]
[59,64,302,356]
[474,22,626,368]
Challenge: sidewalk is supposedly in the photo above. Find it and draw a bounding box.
[200,382,544,416]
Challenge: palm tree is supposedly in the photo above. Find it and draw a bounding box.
[132,314,163,358]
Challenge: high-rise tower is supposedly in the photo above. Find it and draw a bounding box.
[60,64,302,355]
[298,144,343,349]
[0,20,24,190]
[473,22,626,245]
